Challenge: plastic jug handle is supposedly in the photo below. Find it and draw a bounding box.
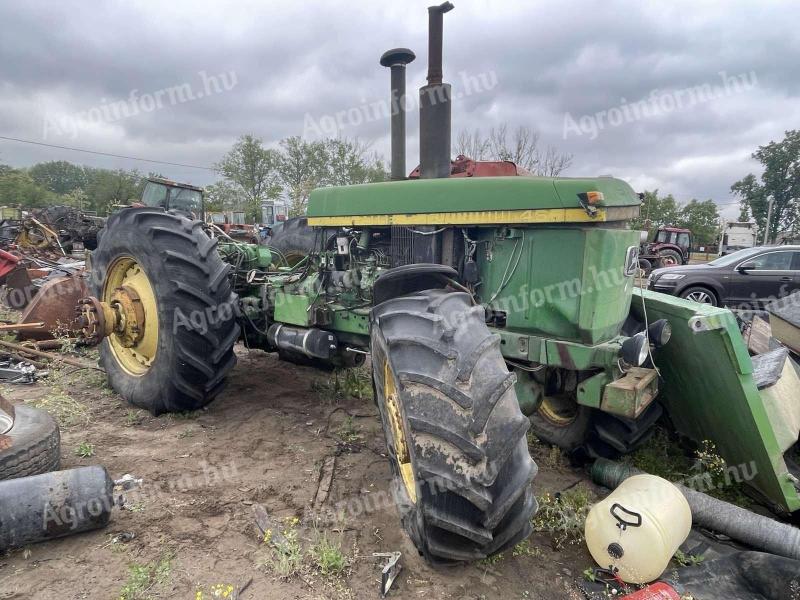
[610,503,642,530]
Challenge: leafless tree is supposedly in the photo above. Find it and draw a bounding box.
[455,124,573,176]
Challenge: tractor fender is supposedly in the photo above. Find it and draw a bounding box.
[372,263,459,306]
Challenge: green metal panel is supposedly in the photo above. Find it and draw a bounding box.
[308,176,640,217]
[479,227,640,345]
[273,292,312,327]
[330,308,371,336]
[632,289,800,512]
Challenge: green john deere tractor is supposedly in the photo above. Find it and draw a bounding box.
[80,2,800,564]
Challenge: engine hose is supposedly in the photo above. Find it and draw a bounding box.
[591,458,800,560]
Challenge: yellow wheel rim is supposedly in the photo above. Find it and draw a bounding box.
[103,257,159,376]
[383,359,417,504]
[538,395,579,427]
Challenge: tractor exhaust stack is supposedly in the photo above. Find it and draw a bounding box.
[380,48,416,180]
[419,1,454,179]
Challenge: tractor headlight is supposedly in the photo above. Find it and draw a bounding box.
[621,333,649,366]
[659,273,685,280]
[647,319,672,347]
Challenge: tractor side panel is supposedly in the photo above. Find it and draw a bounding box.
[478,227,639,345]
[631,289,800,513]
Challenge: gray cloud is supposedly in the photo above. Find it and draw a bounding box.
[0,0,797,216]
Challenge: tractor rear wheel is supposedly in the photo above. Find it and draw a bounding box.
[90,208,240,414]
[371,289,538,564]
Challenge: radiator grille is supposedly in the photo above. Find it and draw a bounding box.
[390,226,414,267]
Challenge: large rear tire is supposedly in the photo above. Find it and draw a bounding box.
[371,289,538,564]
[91,208,240,414]
[266,217,319,266]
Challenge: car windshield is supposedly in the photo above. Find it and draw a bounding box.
[707,247,764,267]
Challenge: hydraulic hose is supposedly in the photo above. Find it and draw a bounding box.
[591,458,800,560]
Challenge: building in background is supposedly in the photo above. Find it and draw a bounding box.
[718,221,758,255]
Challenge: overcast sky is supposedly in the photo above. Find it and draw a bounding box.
[1,0,798,219]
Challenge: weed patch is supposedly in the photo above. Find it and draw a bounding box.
[532,485,594,549]
[119,552,174,600]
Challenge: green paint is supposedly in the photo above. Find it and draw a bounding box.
[576,371,611,410]
[479,227,640,345]
[308,176,640,217]
[330,307,371,336]
[632,289,800,512]
[273,292,312,327]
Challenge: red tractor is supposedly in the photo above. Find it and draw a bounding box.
[638,226,692,274]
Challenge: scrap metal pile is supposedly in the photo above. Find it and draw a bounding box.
[0,205,100,339]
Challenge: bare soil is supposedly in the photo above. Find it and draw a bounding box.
[0,346,599,600]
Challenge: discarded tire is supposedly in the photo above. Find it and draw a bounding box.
[0,466,114,550]
[91,208,240,414]
[266,217,320,266]
[371,289,538,564]
[0,403,60,481]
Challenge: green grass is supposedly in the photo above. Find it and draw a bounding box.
[532,485,594,549]
[28,390,89,428]
[625,428,752,507]
[119,553,174,600]
[309,533,346,576]
[264,521,303,578]
[338,415,361,443]
[124,409,146,427]
[673,549,705,567]
[75,441,95,458]
[313,366,373,402]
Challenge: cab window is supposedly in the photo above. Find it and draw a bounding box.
[141,182,168,208]
[169,188,202,214]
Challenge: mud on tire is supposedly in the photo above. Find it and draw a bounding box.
[91,208,240,414]
[371,289,538,564]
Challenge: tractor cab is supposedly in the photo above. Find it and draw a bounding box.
[140,178,205,220]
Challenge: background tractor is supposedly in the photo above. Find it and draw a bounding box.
[80,2,800,565]
[638,226,692,275]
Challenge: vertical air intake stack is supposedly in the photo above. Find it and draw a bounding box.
[419,1,454,179]
[380,48,416,180]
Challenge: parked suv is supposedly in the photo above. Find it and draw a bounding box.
[648,245,800,308]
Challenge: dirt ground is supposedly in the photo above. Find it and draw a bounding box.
[0,345,600,600]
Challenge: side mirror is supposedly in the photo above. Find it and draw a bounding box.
[737,262,756,272]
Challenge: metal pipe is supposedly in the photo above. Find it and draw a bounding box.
[419,2,455,180]
[426,2,454,85]
[380,48,416,180]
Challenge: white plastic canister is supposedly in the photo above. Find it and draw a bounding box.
[585,474,691,584]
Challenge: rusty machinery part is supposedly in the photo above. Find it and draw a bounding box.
[370,289,538,564]
[90,207,239,414]
[0,397,60,481]
[76,295,115,345]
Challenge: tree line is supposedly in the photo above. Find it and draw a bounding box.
[0,127,795,241]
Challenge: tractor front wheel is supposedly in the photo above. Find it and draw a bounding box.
[371,289,538,564]
[90,208,240,414]
[657,249,682,268]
